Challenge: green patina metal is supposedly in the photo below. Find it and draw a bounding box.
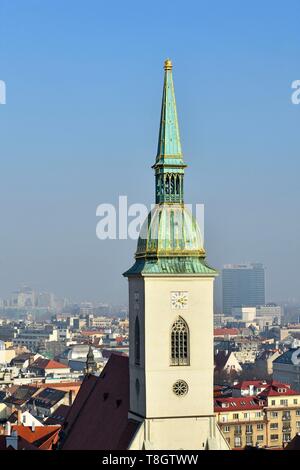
[153,59,186,205]
[136,204,205,259]
[124,59,217,278]
[155,60,183,163]
[124,257,217,276]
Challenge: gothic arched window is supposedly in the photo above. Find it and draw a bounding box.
[135,316,141,365]
[170,174,175,194]
[176,175,180,195]
[171,317,189,366]
[165,174,170,194]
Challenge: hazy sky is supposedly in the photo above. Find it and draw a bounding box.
[0,0,299,307]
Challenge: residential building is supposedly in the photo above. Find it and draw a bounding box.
[256,304,282,325]
[0,341,16,365]
[214,328,240,339]
[233,339,259,364]
[13,326,59,351]
[255,350,281,377]
[215,382,300,448]
[0,424,61,450]
[231,380,273,397]
[214,396,266,448]
[214,350,243,375]
[232,307,257,322]
[273,348,300,391]
[259,382,300,447]
[28,358,70,377]
[27,388,68,418]
[45,404,70,426]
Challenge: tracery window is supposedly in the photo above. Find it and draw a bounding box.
[171,317,189,365]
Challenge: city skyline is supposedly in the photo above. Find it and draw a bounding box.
[0,4,300,452]
[1,1,300,305]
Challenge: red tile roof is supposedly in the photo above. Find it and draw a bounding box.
[80,330,104,336]
[232,380,291,392]
[258,383,299,398]
[61,354,140,450]
[214,396,264,412]
[232,380,269,390]
[30,358,68,370]
[11,425,61,450]
[214,328,240,337]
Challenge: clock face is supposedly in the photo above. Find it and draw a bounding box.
[171,291,188,309]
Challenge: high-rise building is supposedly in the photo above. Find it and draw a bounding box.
[222,263,265,315]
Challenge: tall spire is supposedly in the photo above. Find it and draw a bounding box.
[85,345,96,375]
[154,59,186,204]
[156,59,183,162]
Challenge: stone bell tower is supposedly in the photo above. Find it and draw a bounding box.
[123,59,229,450]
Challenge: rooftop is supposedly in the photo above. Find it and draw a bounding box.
[30,358,68,370]
[214,396,263,412]
[61,354,140,450]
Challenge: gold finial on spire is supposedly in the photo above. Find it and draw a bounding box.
[164,58,172,70]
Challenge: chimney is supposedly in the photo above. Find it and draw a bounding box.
[31,421,35,433]
[17,409,22,425]
[5,421,11,436]
[68,390,74,406]
[6,430,18,450]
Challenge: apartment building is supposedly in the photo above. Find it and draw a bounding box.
[259,383,300,448]
[214,382,300,449]
[214,396,266,448]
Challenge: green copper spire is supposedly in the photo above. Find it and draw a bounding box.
[123,59,217,277]
[156,59,183,161]
[153,59,186,204]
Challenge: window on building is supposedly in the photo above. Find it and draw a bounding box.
[270,423,278,429]
[294,399,298,405]
[246,424,253,434]
[246,435,253,445]
[280,399,288,406]
[234,437,241,447]
[282,411,291,420]
[271,400,276,406]
[270,434,279,441]
[296,421,300,429]
[170,317,189,366]
[233,413,239,420]
[283,433,291,442]
[255,412,261,418]
[234,425,242,434]
[221,415,228,423]
[223,425,230,433]
[271,411,278,418]
[134,316,140,366]
[296,410,300,416]
[243,413,249,419]
[257,424,264,431]
[257,435,264,442]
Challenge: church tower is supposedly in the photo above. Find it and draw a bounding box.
[124,60,229,450]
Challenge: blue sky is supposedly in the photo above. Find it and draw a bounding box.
[0,0,299,307]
